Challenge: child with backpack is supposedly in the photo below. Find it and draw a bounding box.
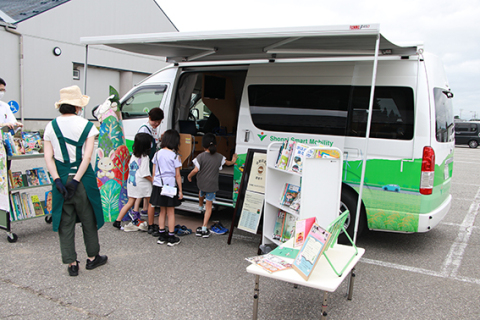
[150,129,183,246]
[113,133,153,231]
[188,133,238,238]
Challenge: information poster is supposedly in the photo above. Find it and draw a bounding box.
[237,190,264,234]
[246,153,267,194]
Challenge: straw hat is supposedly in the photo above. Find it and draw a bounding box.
[54,85,90,109]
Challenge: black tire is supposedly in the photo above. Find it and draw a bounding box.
[7,233,18,243]
[468,140,478,148]
[338,188,366,244]
[45,215,52,224]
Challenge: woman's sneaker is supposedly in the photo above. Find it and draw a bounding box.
[167,235,181,246]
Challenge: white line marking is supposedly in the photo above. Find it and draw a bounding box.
[441,186,480,277]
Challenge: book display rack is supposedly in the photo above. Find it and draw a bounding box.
[247,142,365,319]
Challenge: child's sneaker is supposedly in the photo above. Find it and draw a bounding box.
[196,227,203,237]
[202,228,211,238]
[148,224,159,235]
[167,235,181,246]
[156,231,168,244]
[113,220,121,229]
[210,224,221,234]
[123,222,139,232]
[215,222,228,234]
[137,221,148,231]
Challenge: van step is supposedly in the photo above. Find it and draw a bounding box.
[178,200,204,213]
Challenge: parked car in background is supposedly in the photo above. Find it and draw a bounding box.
[455,121,480,148]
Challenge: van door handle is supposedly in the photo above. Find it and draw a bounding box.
[244,130,250,142]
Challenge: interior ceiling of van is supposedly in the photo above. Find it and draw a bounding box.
[81,25,419,63]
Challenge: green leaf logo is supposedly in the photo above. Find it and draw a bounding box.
[258,132,267,141]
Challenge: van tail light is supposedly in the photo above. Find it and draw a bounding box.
[420,146,435,195]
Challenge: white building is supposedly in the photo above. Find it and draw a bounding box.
[0,0,177,129]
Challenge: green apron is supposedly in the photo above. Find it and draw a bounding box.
[50,119,104,232]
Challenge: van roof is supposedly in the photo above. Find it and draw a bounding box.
[80,24,420,63]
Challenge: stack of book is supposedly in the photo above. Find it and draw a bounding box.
[10,192,48,221]
[8,167,51,189]
[3,131,42,156]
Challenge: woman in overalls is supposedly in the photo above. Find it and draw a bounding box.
[44,85,107,277]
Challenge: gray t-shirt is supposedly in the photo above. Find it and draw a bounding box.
[192,151,226,193]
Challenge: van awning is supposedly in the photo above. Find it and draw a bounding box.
[80,24,419,63]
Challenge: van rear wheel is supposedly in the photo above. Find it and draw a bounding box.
[468,140,478,148]
[338,189,366,244]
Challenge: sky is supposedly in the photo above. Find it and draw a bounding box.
[156,0,480,119]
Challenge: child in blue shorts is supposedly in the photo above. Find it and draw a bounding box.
[188,133,237,237]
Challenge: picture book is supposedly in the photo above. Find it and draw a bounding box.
[31,195,44,216]
[295,217,316,248]
[281,213,297,242]
[309,148,341,159]
[12,193,23,220]
[275,139,295,170]
[287,142,310,173]
[44,191,52,215]
[27,193,36,218]
[280,183,300,207]
[10,171,24,189]
[34,167,51,185]
[272,210,286,240]
[22,192,34,218]
[13,138,25,155]
[289,191,301,212]
[246,253,293,273]
[3,133,13,156]
[26,169,40,186]
[292,223,331,281]
[9,193,18,220]
[22,131,42,154]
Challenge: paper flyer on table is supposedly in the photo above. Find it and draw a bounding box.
[237,190,264,234]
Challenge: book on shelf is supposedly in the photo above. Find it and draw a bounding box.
[281,213,297,242]
[287,142,310,173]
[272,210,287,240]
[275,139,295,170]
[31,195,44,216]
[272,209,298,243]
[292,222,332,281]
[26,169,40,186]
[20,193,30,218]
[9,171,24,189]
[294,217,316,248]
[33,167,51,185]
[280,183,300,207]
[22,131,43,154]
[44,191,52,215]
[13,138,25,155]
[3,132,14,156]
[245,253,293,273]
[11,193,23,220]
[289,191,301,212]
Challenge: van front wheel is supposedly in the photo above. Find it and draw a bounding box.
[338,189,366,244]
[468,140,478,148]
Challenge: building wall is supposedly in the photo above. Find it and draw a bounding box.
[0,0,177,127]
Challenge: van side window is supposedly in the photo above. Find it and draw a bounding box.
[121,85,167,119]
[248,85,414,140]
[434,88,454,143]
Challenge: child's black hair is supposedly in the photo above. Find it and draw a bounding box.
[132,132,152,158]
[202,133,217,155]
[58,104,77,114]
[148,108,164,121]
[160,129,180,152]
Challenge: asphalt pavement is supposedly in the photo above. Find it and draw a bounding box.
[1,146,479,319]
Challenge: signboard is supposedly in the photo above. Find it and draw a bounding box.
[8,101,19,114]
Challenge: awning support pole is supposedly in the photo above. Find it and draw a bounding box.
[353,33,380,245]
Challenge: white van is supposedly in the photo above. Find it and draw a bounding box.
[81,25,454,239]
